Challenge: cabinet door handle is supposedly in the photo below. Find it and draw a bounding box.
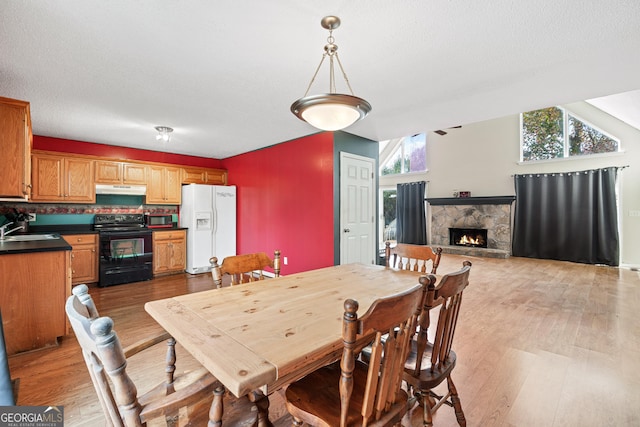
[343,228,351,233]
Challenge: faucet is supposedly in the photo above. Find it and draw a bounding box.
[0,222,25,240]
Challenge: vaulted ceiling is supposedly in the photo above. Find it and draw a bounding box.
[2,1,639,159]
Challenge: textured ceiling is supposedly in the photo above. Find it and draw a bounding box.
[1,1,639,159]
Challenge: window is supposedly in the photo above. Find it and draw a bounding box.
[521,107,619,162]
[378,133,427,252]
[380,133,427,175]
[381,188,397,243]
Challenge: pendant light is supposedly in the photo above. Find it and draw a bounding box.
[291,16,372,131]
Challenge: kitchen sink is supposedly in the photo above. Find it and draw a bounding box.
[0,234,59,242]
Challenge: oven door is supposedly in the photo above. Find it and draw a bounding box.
[98,230,153,287]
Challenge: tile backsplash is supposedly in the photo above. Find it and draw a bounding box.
[0,197,178,226]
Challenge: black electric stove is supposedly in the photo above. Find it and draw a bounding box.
[94,214,153,287]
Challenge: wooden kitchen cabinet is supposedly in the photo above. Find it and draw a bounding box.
[146,165,181,204]
[0,250,71,355]
[153,229,186,275]
[62,233,99,285]
[0,96,32,200]
[95,160,147,185]
[31,152,95,203]
[181,166,227,185]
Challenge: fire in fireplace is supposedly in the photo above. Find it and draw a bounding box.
[449,228,488,248]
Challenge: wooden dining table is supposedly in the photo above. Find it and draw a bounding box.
[144,262,426,425]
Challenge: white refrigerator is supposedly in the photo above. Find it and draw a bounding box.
[180,184,236,274]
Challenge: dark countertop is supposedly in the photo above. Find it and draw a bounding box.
[0,224,188,255]
[0,224,91,255]
[150,226,188,231]
[0,234,72,255]
[28,224,97,235]
[29,225,187,234]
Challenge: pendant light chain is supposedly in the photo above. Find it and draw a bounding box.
[302,54,327,98]
[327,29,337,94]
[333,53,355,96]
[301,26,356,97]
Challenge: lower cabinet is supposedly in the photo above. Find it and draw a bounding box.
[153,229,186,276]
[62,233,99,285]
[0,250,71,355]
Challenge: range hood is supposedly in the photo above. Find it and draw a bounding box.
[95,184,147,196]
[0,196,29,202]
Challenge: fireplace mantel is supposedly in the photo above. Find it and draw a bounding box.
[426,196,515,206]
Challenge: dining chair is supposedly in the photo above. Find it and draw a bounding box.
[66,284,258,426]
[404,260,472,427]
[209,249,281,287]
[385,241,443,274]
[284,278,430,427]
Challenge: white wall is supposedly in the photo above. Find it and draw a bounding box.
[425,101,640,267]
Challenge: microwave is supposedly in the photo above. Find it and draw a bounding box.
[145,214,174,228]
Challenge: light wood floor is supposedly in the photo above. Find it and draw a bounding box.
[8,255,640,426]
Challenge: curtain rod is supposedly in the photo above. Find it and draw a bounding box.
[511,165,629,177]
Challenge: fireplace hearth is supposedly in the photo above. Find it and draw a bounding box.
[450,228,488,248]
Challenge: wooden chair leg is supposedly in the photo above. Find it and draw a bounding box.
[447,376,466,427]
[164,337,176,394]
[248,390,272,427]
[163,337,178,424]
[208,384,225,427]
[422,390,434,427]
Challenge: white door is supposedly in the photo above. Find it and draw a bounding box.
[340,152,376,265]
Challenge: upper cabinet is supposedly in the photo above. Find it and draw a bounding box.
[146,165,181,205]
[182,167,227,185]
[0,97,32,200]
[31,152,95,203]
[29,150,227,205]
[95,160,146,185]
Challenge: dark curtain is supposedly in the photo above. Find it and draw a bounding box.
[396,181,427,244]
[512,167,620,266]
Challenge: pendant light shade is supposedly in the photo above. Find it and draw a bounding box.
[291,16,371,131]
[291,94,371,131]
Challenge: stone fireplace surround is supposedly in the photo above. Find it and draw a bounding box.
[427,196,515,258]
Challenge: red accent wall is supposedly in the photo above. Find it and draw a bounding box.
[32,133,335,274]
[222,133,335,274]
[33,136,223,168]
